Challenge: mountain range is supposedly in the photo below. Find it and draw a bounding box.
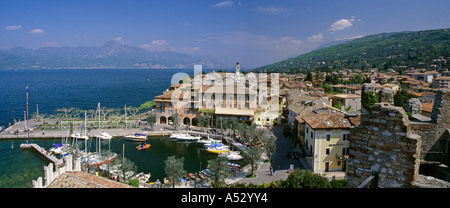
[254,28,450,73]
[0,41,230,69]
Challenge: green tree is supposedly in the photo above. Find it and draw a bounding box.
[394,89,418,109]
[305,72,313,82]
[208,156,232,188]
[361,85,378,110]
[260,134,277,161]
[139,100,156,111]
[171,113,180,130]
[282,169,331,188]
[110,155,137,183]
[243,146,262,177]
[164,156,187,188]
[322,84,334,94]
[146,113,157,130]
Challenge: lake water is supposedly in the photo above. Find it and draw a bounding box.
[0,68,218,188]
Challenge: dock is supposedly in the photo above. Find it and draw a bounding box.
[20,143,64,167]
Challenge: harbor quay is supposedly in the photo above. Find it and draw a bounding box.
[0,119,174,140]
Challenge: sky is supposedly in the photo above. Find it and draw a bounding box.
[1,0,450,68]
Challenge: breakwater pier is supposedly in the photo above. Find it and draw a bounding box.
[20,143,64,167]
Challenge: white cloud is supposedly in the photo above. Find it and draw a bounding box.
[141,40,167,50]
[29,29,44,34]
[254,6,292,15]
[114,36,123,41]
[150,40,167,46]
[330,17,356,31]
[5,25,22,30]
[308,33,324,42]
[212,1,234,8]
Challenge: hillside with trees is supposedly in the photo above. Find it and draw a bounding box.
[254,28,450,73]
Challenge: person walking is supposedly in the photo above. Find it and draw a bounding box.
[270,165,273,176]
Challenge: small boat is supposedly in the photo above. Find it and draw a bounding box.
[96,132,113,140]
[188,173,199,180]
[197,136,217,145]
[206,145,230,154]
[225,151,243,161]
[227,162,241,168]
[204,169,215,176]
[171,133,200,141]
[125,133,147,141]
[71,132,89,140]
[178,177,188,182]
[169,133,183,139]
[197,173,207,179]
[60,152,69,158]
[139,173,151,183]
[49,143,64,154]
[136,143,151,150]
[203,140,223,148]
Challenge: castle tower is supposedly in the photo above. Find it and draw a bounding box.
[236,62,240,75]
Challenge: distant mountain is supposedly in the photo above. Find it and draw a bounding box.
[0,41,230,69]
[254,28,450,73]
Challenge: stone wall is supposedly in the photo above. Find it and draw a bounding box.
[347,103,421,188]
[413,89,450,163]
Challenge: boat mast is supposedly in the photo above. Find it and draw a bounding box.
[125,104,127,130]
[98,102,101,154]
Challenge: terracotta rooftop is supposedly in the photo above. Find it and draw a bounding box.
[301,110,360,129]
[421,102,434,113]
[47,171,134,188]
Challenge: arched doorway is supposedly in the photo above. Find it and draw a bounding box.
[183,117,190,125]
[192,118,198,126]
[168,116,174,125]
[160,116,167,124]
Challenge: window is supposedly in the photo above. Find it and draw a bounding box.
[326,135,331,142]
[326,148,330,156]
[343,134,350,141]
[342,147,349,155]
[311,132,313,139]
[184,110,190,114]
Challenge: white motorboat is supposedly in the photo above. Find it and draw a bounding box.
[197,138,215,145]
[170,133,200,141]
[71,132,89,140]
[169,133,183,139]
[225,151,243,161]
[125,133,147,141]
[96,132,113,140]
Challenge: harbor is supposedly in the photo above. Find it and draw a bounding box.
[0,117,250,187]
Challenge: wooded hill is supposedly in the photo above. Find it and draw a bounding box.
[254,28,450,73]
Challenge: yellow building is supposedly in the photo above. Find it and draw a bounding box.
[298,108,360,173]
